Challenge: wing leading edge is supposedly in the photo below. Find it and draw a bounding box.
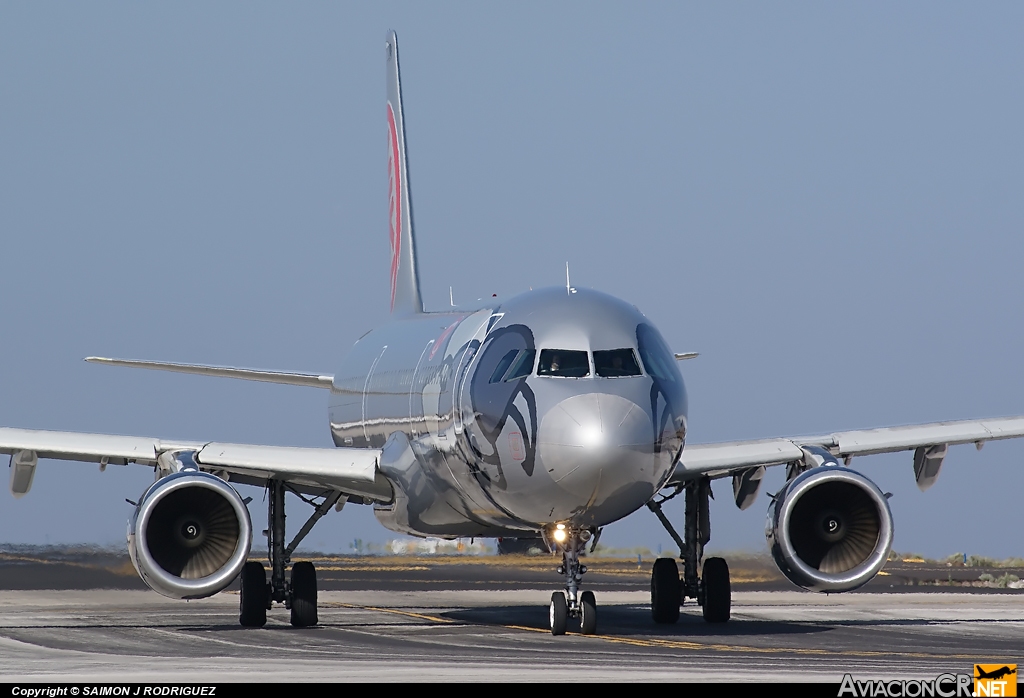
[671,415,1024,485]
[0,426,390,502]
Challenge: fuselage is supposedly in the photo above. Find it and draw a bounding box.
[328,286,688,538]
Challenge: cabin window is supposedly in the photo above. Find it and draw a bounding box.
[537,349,590,378]
[504,350,536,381]
[594,348,642,377]
[489,350,521,383]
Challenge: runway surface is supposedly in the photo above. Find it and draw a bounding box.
[0,550,1021,682]
[0,586,1021,682]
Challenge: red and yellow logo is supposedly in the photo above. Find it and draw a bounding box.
[974,665,1017,697]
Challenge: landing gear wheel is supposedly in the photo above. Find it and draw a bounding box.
[579,590,597,635]
[549,592,567,636]
[239,561,267,628]
[701,557,731,623]
[289,561,318,628]
[651,557,681,624]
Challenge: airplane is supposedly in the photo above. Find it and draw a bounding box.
[975,667,1017,681]
[5,30,1024,636]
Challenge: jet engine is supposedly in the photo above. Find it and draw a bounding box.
[127,471,252,599]
[766,466,893,592]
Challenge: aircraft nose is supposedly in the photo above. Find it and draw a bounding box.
[536,393,657,513]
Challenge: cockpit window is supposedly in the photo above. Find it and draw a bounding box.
[537,349,590,378]
[504,349,536,381]
[637,323,680,382]
[594,348,642,377]
[489,349,521,383]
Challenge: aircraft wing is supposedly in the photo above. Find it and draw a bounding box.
[670,415,1024,490]
[0,426,391,502]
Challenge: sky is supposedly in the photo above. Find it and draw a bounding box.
[0,3,1022,560]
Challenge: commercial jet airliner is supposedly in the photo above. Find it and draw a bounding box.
[6,31,1024,636]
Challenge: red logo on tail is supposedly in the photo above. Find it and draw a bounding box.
[387,102,402,311]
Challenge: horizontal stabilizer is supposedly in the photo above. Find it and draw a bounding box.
[85,357,334,389]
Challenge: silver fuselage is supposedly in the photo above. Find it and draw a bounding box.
[328,287,688,538]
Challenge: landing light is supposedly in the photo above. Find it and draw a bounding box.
[552,528,567,543]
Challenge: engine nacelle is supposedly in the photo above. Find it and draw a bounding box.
[766,466,893,593]
[128,471,252,599]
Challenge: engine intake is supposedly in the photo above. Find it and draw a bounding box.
[766,466,893,592]
[128,471,252,599]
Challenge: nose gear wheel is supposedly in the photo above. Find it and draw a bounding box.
[549,592,568,636]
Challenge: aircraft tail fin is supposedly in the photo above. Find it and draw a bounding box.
[385,31,424,315]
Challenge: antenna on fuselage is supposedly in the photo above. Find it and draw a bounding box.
[449,286,455,307]
[565,262,576,295]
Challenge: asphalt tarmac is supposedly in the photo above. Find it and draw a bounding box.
[0,551,1021,682]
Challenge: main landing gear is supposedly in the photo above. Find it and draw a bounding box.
[546,526,598,636]
[647,477,731,625]
[239,479,343,628]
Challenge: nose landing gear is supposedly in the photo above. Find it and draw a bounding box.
[647,477,731,624]
[545,527,598,636]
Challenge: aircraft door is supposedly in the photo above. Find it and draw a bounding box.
[408,339,432,440]
[453,342,479,436]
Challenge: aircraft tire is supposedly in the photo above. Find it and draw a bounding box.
[651,557,681,624]
[702,557,731,623]
[289,561,318,627]
[579,590,597,635]
[549,592,568,636]
[239,561,268,628]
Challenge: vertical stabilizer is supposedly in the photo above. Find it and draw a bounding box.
[385,31,424,315]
